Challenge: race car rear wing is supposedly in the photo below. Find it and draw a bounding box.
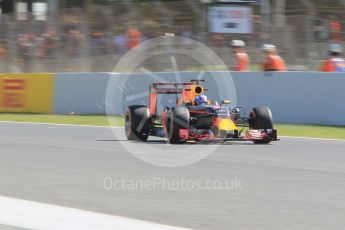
[149,83,187,116]
[150,82,193,94]
[149,81,207,116]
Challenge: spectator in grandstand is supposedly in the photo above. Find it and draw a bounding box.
[0,42,8,60]
[114,30,128,55]
[262,44,287,71]
[17,33,33,60]
[252,15,262,47]
[126,24,141,50]
[314,15,328,41]
[91,32,108,56]
[0,42,8,72]
[321,43,345,72]
[329,16,342,42]
[230,40,249,72]
[65,29,84,57]
[40,29,57,58]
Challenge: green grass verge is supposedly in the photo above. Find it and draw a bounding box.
[0,113,344,140]
[0,113,119,127]
[275,124,345,140]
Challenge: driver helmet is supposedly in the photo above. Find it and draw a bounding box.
[194,94,208,106]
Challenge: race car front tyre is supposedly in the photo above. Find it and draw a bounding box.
[250,106,274,144]
[168,106,190,144]
[125,105,150,141]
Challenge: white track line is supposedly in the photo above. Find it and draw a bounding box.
[0,121,114,128]
[280,136,345,142]
[1,121,344,142]
[0,196,191,230]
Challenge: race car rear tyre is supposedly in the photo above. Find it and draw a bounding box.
[250,106,273,144]
[168,106,190,144]
[125,105,150,141]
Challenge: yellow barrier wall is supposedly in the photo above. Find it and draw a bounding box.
[0,74,54,113]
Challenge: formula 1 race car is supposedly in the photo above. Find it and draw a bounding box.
[125,80,278,144]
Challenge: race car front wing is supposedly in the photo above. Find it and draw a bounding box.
[178,128,279,142]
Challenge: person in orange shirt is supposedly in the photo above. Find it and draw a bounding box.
[321,43,345,72]
[230,40,250,71]
[262,44,287,71]
[330,16,341,42]
[126,25,141,50]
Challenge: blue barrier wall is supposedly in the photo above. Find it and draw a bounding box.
[54,72,345,126]
[233,72,345,126]
[54,73,110,114]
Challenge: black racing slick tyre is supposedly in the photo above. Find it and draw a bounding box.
[168,106,190,144]
[125,105,150,141]
[250,106,274,144]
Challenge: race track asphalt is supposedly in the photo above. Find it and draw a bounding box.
[0,122,345,230]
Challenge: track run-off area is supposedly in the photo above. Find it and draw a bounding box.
[0,122,345,230]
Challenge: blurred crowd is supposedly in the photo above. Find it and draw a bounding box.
[0,15,344,72]
[0,20,199,72]
[0,23,195,59]
[314,15,342,42]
